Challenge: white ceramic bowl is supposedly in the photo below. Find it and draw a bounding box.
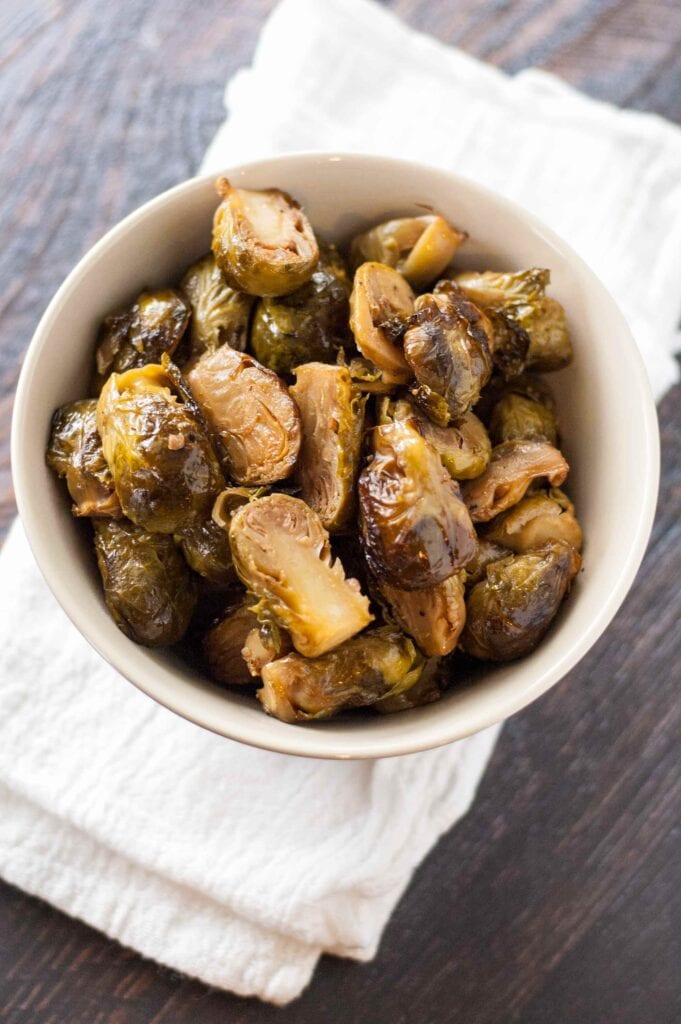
[12,153,659,759]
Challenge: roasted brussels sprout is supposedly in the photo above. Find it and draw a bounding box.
[349,262,415,384]
[483,488,583,553]
[211,178,319,297]
[378,571,466,656]
[489,391,558,445]
[359,419,477,590]
[95,289,190,386]
[460,541,581,661]
[187,344,301,485]
[97,363,224,533]
[250,244,352,375]
[180,253,254,360]
[378,396,491,480]
[350,215,467,290]
[257,626,424,722]
[404,283,493,424]
[202,601,260,685]
[93,518,196,646]
[228,493,373,657]
[290,363,366,531]
[462,440,569,523]
[46,399,122,517]
[176,517,236,585]
[465,538,512,585]
[453,268,572,372]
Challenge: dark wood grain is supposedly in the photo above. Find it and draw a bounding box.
[1,0,680,1020]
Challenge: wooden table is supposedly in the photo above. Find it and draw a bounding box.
[1,1,679,1020]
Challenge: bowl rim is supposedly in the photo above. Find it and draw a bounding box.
[11,151,661,759]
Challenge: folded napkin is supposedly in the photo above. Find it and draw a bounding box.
[2,0,680,1007]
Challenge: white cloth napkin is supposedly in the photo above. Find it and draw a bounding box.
[2,0,680,1007]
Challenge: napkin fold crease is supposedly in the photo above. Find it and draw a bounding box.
[1,0,680,1006]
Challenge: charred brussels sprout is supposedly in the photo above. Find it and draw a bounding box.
[93,518,196,646]
[211,178,319,297]
[461,541,581,661]
[95,289,190,387]
[359,418,477,590]
[257,626,424,723]
[290,363,366,531]
[378,571,466,657]
[349,262,415,384]
[180,253,254,361]
[462,440,569,523]
[404,282,493,424]
[350,215,467,290]
[97,363,224,533]
[228,493,373,657]
[453,268,572,372]
[176,517,236,586]
[378,397,491,480]
[46,399,122,517]
[489,391,558,445]
[250,244,352,375]
[483,488,583,553]
[187,344,301,485]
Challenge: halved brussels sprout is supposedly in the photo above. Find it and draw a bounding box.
[350,215,467,290]
[97,363,224,533]
[464,537,512,585]
[187,344,301,485]
[211,178,319,297]
[176,517,236,586]
[489,391,558,445]
[228,493,373,657]
[349,262,415,384]
[202,601,260,685]
[378,397,491,480]
[257,626,424,722]
[46,399,122,517]
[250,243,352,375]
[483,487,583,553]
[453,268,572,372]
[93,518,196,646]
[359,418,477,590]
[462,440,569,523]
[95,289,190,386]
[460,541,581,661]
[290,363,366,531]
[378,571,466,656]
[403,282,493,424]
[180,253,254,361]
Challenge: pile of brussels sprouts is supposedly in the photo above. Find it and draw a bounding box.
[46,179,583,724]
